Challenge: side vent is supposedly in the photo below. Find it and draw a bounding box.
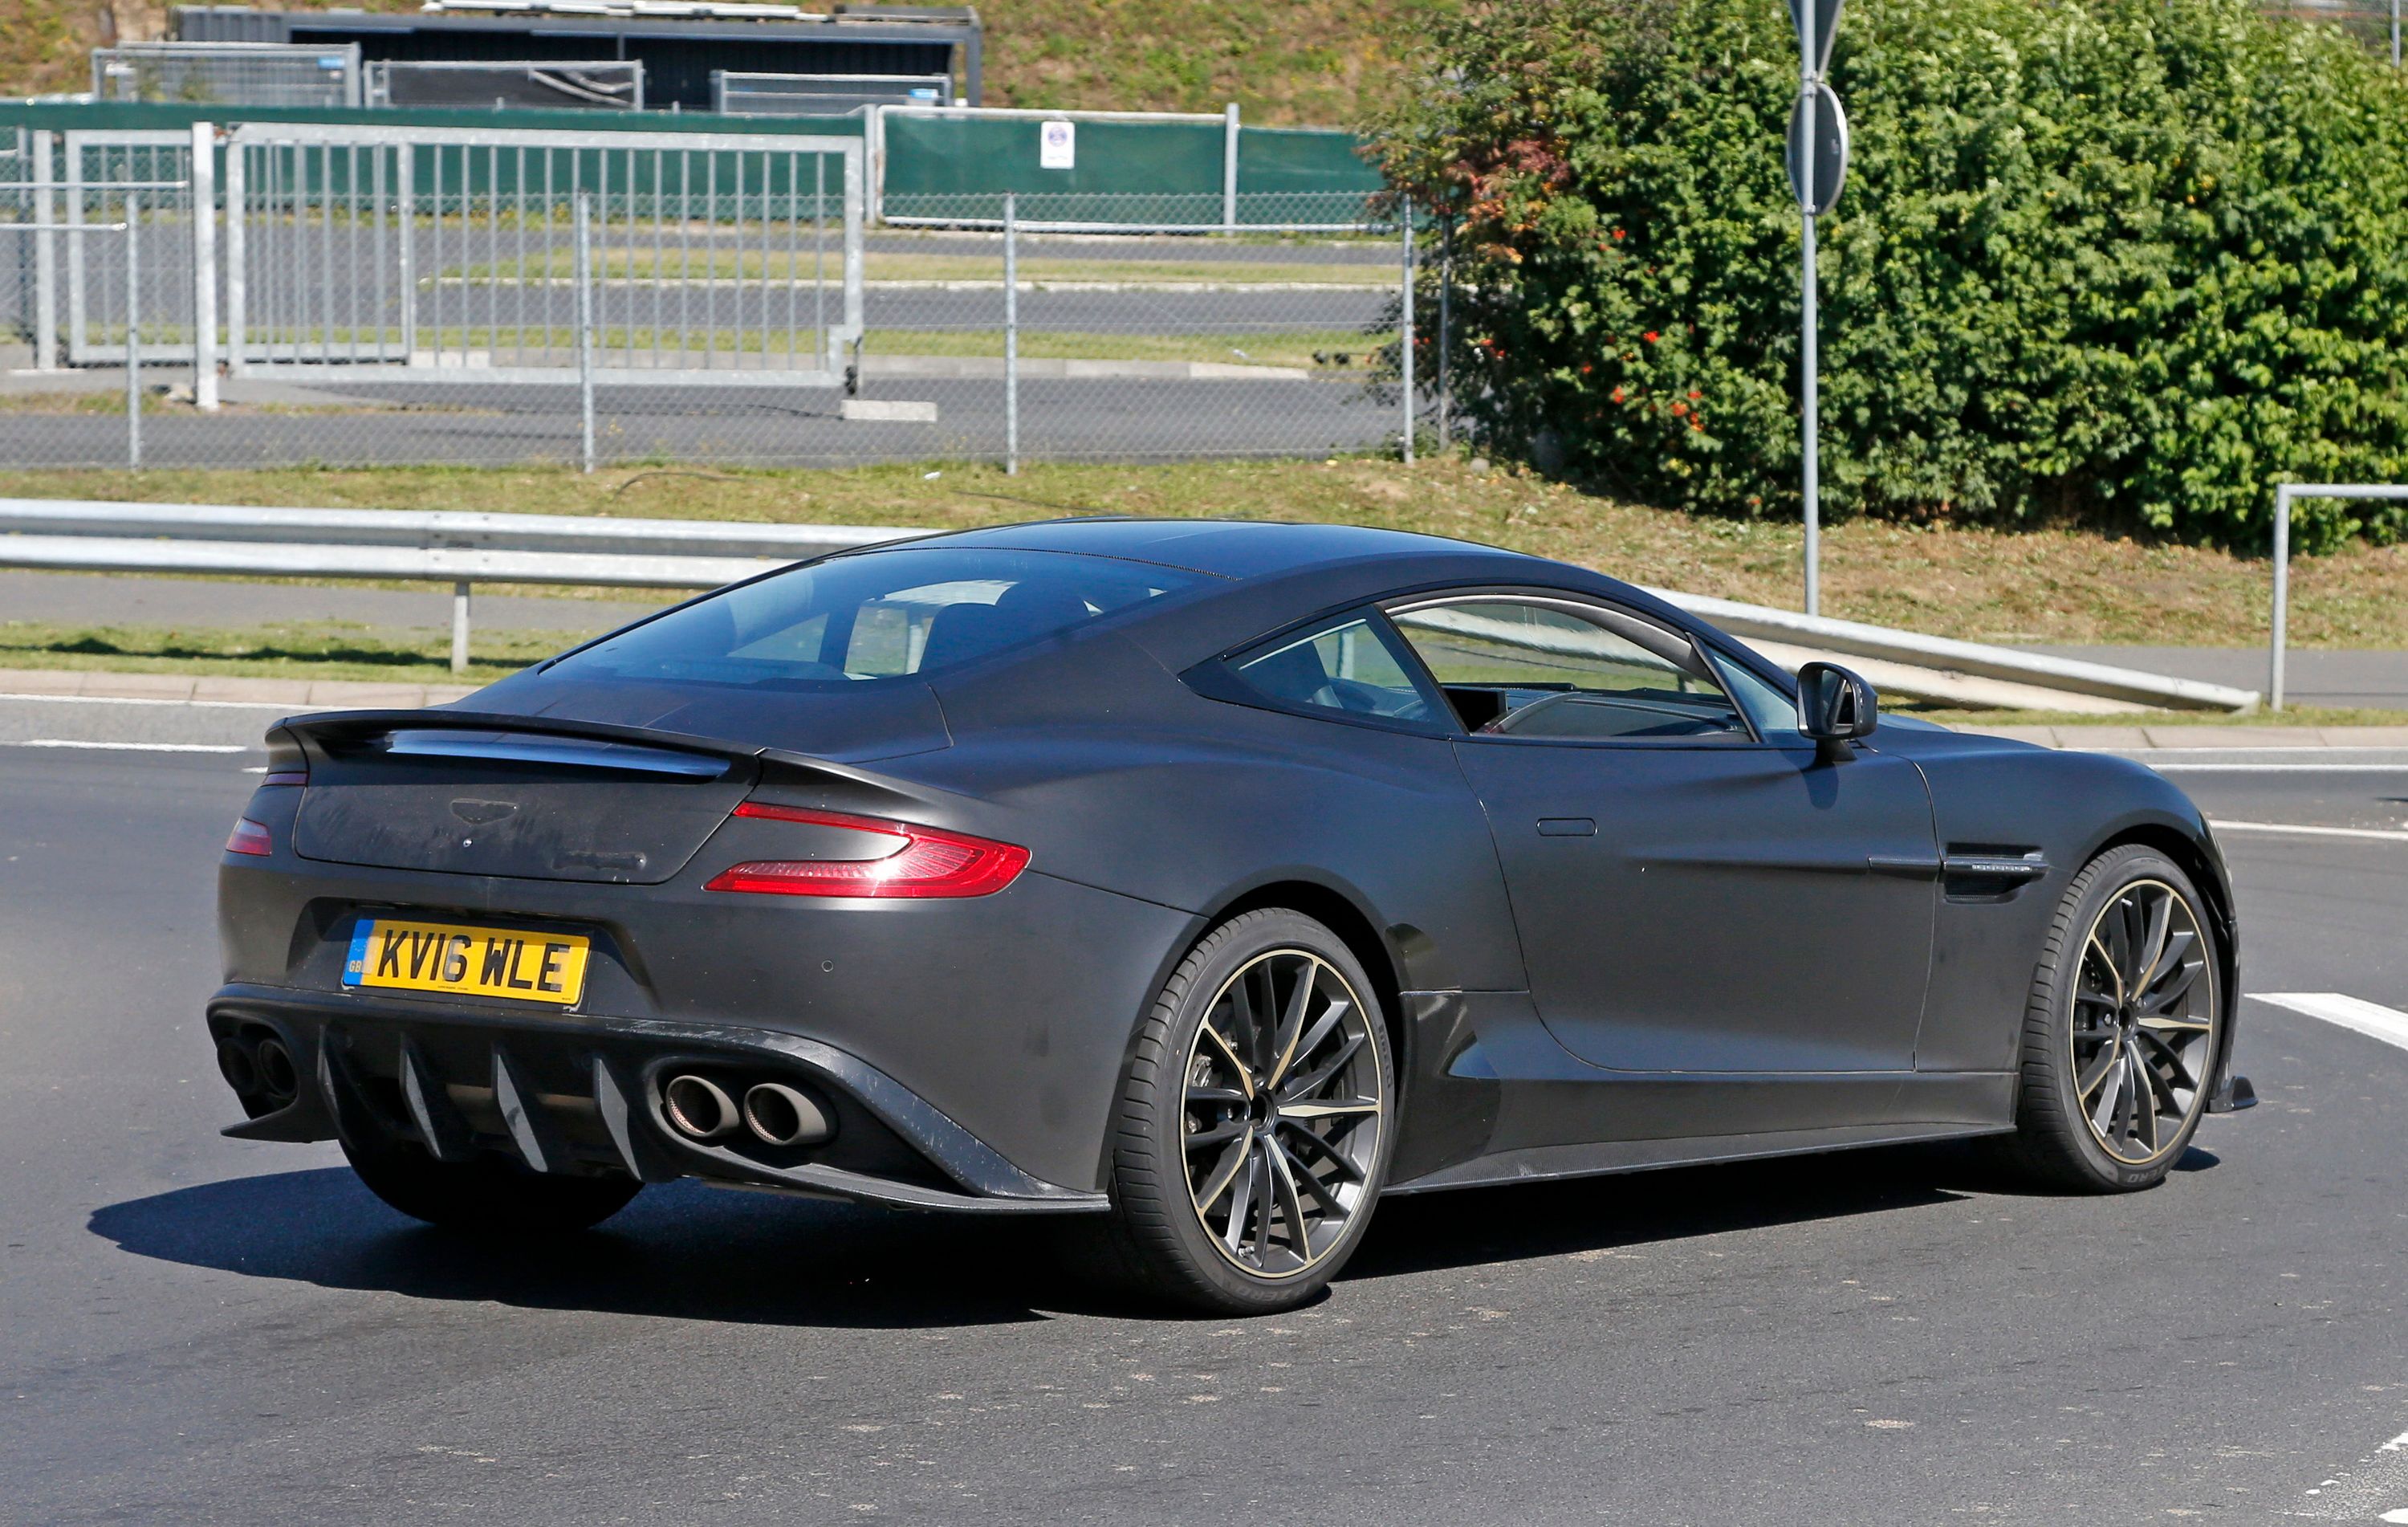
[1942,844,2049,902]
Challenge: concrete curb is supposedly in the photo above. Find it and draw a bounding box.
[0,667,482,710]
[1982,724,2408,750]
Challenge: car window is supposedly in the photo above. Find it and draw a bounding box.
[550,548,1203,689]
[1232,616,1439,725]
[1710,649,1805,742]
[1389,596,1753,742]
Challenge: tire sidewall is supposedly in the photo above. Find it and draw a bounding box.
[1116,909,1396,1313]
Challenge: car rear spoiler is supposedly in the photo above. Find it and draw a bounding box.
[268,708,947,816]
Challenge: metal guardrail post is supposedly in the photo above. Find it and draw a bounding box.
[451,581,473,674]
[397,144,416,361]
[125,196,140,471]
[1003,190,1018,476]
[1401,214,1415,467]
[576,191,596,475]
[32,130,56,371]
[190,121,219,411]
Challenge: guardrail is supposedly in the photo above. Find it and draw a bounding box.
[0,499,2260,710]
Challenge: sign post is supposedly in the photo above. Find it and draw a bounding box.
[1787,0,1848,617]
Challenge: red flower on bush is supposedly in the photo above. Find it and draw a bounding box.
[1643,331,1660,343]
[1610,386,1626,402]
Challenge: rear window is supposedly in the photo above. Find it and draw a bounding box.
[551,548,1204,689]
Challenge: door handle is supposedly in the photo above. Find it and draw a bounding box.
[1536,817,1597,837]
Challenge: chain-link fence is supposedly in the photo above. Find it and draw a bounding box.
[4,160,1446,472]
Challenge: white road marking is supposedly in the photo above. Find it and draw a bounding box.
[2210,820,2408,842]
[0,690,294,711]
[3,739,246,753]
[2255,994,2408,1055]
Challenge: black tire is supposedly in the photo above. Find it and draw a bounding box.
[342,1137,642,1234]
[1102,909,1395,1315]
[1995,845,2223,1192]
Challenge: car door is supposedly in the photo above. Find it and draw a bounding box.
[1387,591,1938,1075]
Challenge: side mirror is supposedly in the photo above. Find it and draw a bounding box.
[1796,662,1878,753]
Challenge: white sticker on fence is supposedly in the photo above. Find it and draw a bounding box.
[1039,120,1076,170]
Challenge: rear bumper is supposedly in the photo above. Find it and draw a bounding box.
[208,984,1109,1215]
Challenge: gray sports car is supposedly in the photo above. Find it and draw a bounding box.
[207,519,2251,1312]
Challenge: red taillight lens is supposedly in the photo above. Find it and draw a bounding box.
[706,801,1029,899]
[226,817,273,857]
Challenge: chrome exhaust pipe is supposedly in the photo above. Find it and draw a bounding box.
[253,1036,299,1102]
[742,1082,833,1147]
[662,1074,741,1140]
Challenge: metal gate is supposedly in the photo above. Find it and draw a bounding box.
[52,129,197,367]
[226,124,864,385]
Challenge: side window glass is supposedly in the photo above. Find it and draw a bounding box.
[1710,649,1804,743]
[1232,616,1438,726]
[1389,597,1752,742]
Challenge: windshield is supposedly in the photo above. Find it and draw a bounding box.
[551,548,1206,689]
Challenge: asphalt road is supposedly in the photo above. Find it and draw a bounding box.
[0,374,1400,470]
[3,702,2406,1524]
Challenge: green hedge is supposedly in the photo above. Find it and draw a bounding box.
[1369,0,2408,549]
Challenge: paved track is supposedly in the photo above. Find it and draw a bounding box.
[0,375,1398,469]
[2,708,2404,1525]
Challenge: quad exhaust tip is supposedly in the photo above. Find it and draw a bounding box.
[742,1082,833,1147]
[254,1036,298,1102]
[662,1073,741,1140]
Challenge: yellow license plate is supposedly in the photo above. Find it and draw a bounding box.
[344,917,591,1006]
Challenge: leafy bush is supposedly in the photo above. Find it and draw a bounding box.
[1369,0,2408,549]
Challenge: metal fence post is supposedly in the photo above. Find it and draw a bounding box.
[1004,190,1018,475]
[2271,484,2292,712]
[1436,215,1451,454]
[32,130,55,370]
[189,121,219,410]
[397,143,416,361]
[224,140,246,377]
[1222,102,1239,234]
[451,582,473,674]
[576,190,596,474]
[1401,213,1415,466]
[125,196,141,471]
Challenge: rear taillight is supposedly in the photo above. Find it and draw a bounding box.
[706,801,1029,900]
[226,761,303,856]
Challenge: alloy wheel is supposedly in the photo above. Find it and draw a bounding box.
[2071,878,2218,1166]
[1181,948,1385,1279]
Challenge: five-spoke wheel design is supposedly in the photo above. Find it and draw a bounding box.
[2071,878,2217,1166]
[1181,948,1384,1279]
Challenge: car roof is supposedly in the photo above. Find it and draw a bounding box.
[893,517,1532,581]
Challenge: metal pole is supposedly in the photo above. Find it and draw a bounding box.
[451,581,473,675]
[1003,190,1018,476]
[1802,205,1820,617]
[1436,215,1451,454]
[189,121,219,411]
[1222,102,1239,234]
[2394,0,2400,68]
[32,130,55,371]
[224,140,246,377]
[1401,214,1415,466]
[576,191,596,474]
[2271,484,2290,712]
[125,197,140,472]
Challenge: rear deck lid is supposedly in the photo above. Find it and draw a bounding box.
[287,715,759,884]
